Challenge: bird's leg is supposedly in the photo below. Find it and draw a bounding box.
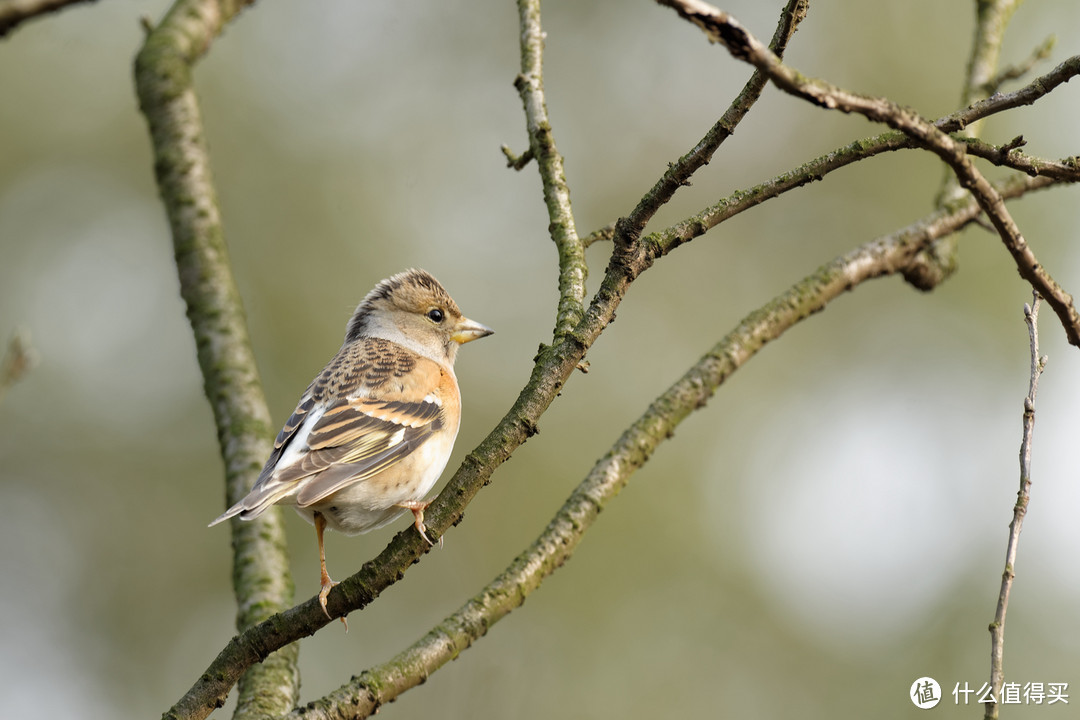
[396,499,440,547]
[314,512,346,628]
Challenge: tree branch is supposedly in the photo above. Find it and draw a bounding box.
[608,55,1079,263]
[500,143,534,170]
[983,34,1056,96]
[614,0,807,249]
[647,77,1080,261]
[655,0,1080,347]
[963,137,1080,181]
[912,0,1026,288]
[0,0,98,37]
[514,0,586,338]
[963,0,1024,109]
[134,2,300,720]
[160,3,1080,715]
[279,172,1058,720]
[985,291,1046,720]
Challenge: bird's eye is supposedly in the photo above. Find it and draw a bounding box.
[426,308,445,323]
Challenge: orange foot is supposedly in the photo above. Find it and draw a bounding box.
[314,511,347,630]
[397,499,441,547]
[318,575,338,619]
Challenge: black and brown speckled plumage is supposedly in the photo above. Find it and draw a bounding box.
[237,337,450,515]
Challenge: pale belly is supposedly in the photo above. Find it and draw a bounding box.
[289,429,455,535]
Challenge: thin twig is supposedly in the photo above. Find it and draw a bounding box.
[515,0,586,338]
[986,292,1046,720]
[919,0,1031,284]
[500,144,534,170]
[655,0,1080,347]
[983,35,1056,96]
[962,0,1023,113]
[582,221,617,248]
[582,56,1080,259]
[614,0,807,249]
[962,137,1080,181]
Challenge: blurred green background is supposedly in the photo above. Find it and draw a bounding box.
[2,0,1079,717]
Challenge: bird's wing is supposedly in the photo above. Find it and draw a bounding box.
[207,376,320,525]
[209,340,449,524]
[290,395,445,506]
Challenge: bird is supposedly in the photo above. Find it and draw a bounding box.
[209,268,493,619]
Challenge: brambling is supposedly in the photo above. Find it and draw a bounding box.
[210,268,493,618]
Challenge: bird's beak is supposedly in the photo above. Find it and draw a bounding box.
[451,317,494,344]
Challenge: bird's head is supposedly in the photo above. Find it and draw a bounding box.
[345,268,493,364]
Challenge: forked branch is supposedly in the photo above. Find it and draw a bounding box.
[655,0,1080,347]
